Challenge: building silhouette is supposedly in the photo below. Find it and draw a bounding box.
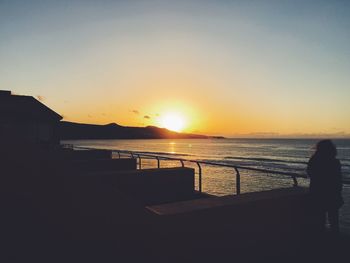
[0,90,62,148]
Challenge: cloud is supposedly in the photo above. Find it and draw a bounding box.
[144,115,151,119]
[37,95,45,101]
[131,110,139,115]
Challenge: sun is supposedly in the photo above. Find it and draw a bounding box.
[160,112,186,132]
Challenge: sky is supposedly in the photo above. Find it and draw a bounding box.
[1,0,349,137]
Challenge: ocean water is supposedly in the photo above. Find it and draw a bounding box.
[62,138,350,233]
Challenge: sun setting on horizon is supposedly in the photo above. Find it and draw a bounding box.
[147,100,201,134]
[159,112,186,132]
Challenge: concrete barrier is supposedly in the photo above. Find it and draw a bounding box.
[145,187,317,260]
[64,167,195,205]
[67,158,137,172]
[61,149,112,160]
[108,167,195,205]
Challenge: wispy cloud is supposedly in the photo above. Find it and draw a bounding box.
[144,115,151,119]
[131,110,139,115]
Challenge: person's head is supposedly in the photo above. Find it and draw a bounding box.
[314,139,337,159]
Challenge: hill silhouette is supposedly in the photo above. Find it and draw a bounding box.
[59,121,223,140]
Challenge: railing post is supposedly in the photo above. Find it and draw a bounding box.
[292,175,298,187]
[138,154,142,169]
[234,167,241,195]
[180,160,185,167]
[156,157,160,168]
[117,151,121,158]
[130,152,134,159]
[196,162,202,193]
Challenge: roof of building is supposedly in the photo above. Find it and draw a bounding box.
[0,90,62,122]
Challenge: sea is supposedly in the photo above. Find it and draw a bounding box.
[62,138,350,233]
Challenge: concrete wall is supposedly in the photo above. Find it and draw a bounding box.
[66,158,137,172]
[0,121,59,148]
[108,167,195,205]
[145,187,318,261]
[64,167,195,206]
[60,149,112,161]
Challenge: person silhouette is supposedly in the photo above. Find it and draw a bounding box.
[307,140,344,234]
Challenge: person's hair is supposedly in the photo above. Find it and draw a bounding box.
[314,139,337,159]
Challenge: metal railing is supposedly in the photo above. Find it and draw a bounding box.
[68,146,309,195]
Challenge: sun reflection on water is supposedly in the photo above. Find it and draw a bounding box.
[169,141,176,154]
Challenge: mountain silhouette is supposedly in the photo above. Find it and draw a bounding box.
[59,121,223,140]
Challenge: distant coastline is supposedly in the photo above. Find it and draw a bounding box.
[59,121,225,140]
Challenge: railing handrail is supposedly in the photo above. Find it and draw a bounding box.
[67,145,309,194]
[71,146,307,178]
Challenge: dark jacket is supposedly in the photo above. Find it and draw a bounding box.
[307,154,343,209]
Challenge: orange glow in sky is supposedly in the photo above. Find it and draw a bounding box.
[1,1,350,137]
